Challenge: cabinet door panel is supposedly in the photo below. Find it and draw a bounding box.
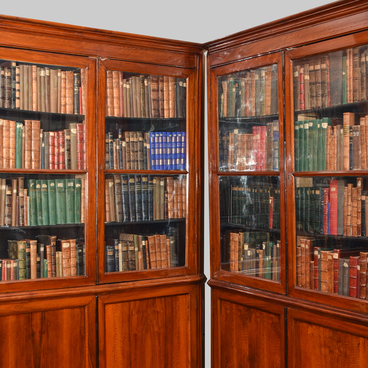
[99,282,202,368]
[288,308,368,368]
[0,295,96,368]
[212,287,285,368]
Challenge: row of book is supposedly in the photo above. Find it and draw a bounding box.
[296,237,368,298]
[105,130,186,170]
[219,120,279,171]
[228,183,280,230]
[218,65,279,118]
[0,176,85,227]
[223,230,280,281]
[106,71,186,119]
[296,177,366,237]
[0,119,86,170]
[0,61,86,115]
[294,46,368,111]
[105,175,186,223]
[295,112,368,172]
[4,235,85,281]
[105,230,179,272]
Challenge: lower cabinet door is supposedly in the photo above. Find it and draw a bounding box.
[211,287,285,368]
[0,293,96,368]
[288,308,368,368]
[98,280,203,368]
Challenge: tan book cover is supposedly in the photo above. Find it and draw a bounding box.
[112,70,120,117]
[60,70,66,113]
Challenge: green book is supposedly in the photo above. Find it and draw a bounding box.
[15,122,23,168]
[294,121,300,171]
[74,177,81,223]
[309,119,318,171]
[35,179,42,226]
[28,179,37,226]
[55,178,66,224]
[41,179,49,225]
[47,179,57,225]
[65,178,75,224]
[303,120,309,172]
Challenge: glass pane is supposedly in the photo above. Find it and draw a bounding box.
[217,65,279,172]
[219,175,281,281]
[104,70,187,273]
[0,59,88,281]
[293,45,368,172]
[295,176,368,298]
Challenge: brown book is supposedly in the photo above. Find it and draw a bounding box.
[49,68,59,113]
[11,178,17,227]
[158,75,164,118]
[58,239,71,277]
[343,112,354,171]
[360,252,368,299]
[349,255,360,298]
[264,66,272,115]
[147,235,157,269]
[320,55,329,108]
[150,75,159,118]
[60,70,66,113]
[229,232,238,272]
[360,117,366,170]
[9,119,16,169]
[31,120,41,169]
[168,76,176,118]
[112,70,120,117]
[352,125,361,170]
[76,123,86,170]
[65,70,74,114]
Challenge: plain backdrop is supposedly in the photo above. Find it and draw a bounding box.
[0,0,337,367]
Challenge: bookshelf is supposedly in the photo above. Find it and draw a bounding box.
[209,52,286,292]
[207,1,368,368]
[97,59,202,285]
[0,48,96,292]
[0,13,203,368]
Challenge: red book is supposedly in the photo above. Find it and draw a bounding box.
[349,255,360,298]
[329,180,338,235]
[58,130,65,169]
[323,188,330,234]
[76,123,86,170]
[269,196,274,229]
[48,131,56,169]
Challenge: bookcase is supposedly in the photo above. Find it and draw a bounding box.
[0,47,97,292]
[207,1,368,367]
[0,13,203,368]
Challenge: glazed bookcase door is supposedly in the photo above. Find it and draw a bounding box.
[208,52,286,293]
[98,59,200,283]
[286,29,368,313]
[0,47,97,292]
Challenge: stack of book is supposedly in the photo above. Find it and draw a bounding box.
[0,119,86,170]
[219,120,279,171]
[105,230,179,272]
[218,65,279,118]
[106,71,186,119]
[0,176,85,227]
[3,235,85,280]
[296,236,368,299]
[0,61,86,115]
[224,230,280,281]
[105,174,186,223]
[105,130,186,170]
[294,46,368,111]
[296,177,366,237]
[229,182,280,230]
[295,112,368,172]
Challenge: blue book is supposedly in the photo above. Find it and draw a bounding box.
[149,132,156,170]
[162,132,168,170]
[167,132,173,170]
[172,132,178,169]
[180,131,186,170]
